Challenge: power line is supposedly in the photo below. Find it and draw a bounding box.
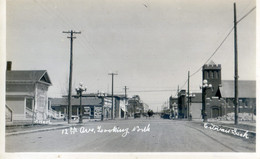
[237,6,256,24]
[190,27,234,78]
[204,27,234,66]
[189,6,255,79]
[115,88,201,94]
[35,0,98,55]
[128,89,177,93]
[178,79,188,92]
[190,67,202,77]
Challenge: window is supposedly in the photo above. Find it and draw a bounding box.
[215,71,218,79]
[210,71,213,79]
[26,98,33,110]
[204,71,208,79]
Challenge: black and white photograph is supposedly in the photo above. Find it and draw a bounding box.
[0,0,258,158]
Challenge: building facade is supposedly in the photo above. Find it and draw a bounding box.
[51,94,127,120]
[6,68,52,124]
[178,90,187,118]
[170,61,256,120]
[202,61,256,119]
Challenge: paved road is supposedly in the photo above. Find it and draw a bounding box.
[5,116,255,152]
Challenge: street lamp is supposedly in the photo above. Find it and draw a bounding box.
[75,82,87,124]
[132,95,140,119]
[98,91,107,121]
[200,79,212,122]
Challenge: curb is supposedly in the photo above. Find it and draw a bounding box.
[5,124,79,136]
[217,125,256,139]
[5,119,121,136]
[203,122,256,140]
[5,119,123,136]
[190,120,256,140]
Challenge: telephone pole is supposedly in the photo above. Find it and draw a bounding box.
[233,3,239,125]
[108,72,118,119]
[124,86,128,98]
[63,30,81,124]
[187,71,190,120]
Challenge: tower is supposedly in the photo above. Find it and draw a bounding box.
[202,61,221,98]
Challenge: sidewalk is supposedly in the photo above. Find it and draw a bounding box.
[191,118,256,140]
[192,118,256,131]
[5,118,125,136]
[6,121,77,136]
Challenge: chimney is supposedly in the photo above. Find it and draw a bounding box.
[7,61,12,71]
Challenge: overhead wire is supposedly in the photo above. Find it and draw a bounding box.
[189,5,256,78]
[35,0,98,55]
[190,26,234,78]
[34,1,255,107]
[175,5,256,102]
[237,6,256,24]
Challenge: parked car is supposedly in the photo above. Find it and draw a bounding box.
[134,113,141,118]
[71,115,79,120]
[161,113,170,119]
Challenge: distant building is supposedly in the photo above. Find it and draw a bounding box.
[6,62,52,124]
[218,80,256,115]
[127,95,144,117]
[114,95,127,119]
[202,61,222,98]
[50,96,104,120]
[171,61,256,120]
[170,91,202,119]
[178,90,187,118]
[189,93,202,119]
[202,61,256,119]
[202,61,222,119]
[51,94,126,120]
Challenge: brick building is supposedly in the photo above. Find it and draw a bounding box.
[202,61,256,119]
[171,61,256,120]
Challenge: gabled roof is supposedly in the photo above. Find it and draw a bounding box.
[219,80,256,98]
[6,70,52,85]
[51,97,102,106]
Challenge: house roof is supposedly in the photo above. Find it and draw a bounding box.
[219,80,256,98]
[6,70,52,85]
[51,97,102,106]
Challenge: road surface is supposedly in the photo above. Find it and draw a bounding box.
[5,116,255,152]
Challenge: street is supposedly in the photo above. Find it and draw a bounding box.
[6,115,255,152]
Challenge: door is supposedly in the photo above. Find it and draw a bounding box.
[212,107,219,118]
[90,107,94,119]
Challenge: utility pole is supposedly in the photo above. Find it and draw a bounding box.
[124,86,128,119]
[124,86,128,98]
[108,72,118,119]
[187,71,190,120]
[63,30,81,124]
[234,3,239,125]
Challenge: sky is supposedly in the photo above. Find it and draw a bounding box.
[6,0,256,112]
